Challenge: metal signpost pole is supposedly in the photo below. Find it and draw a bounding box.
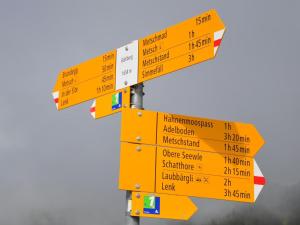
[125,83,144,225]
[130,83,144,110]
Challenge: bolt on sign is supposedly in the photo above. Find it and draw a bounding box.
[119,109,265,203]
[52,9,225,111]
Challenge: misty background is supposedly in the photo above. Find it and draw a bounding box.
[0,0,300,225]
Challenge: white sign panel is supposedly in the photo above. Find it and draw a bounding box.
[116,40,139,90]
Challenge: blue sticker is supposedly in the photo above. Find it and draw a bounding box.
[143,196,160,215]
[112,92,122,110]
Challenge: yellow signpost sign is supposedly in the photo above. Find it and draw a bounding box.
[119,142,265,203]
[131,192,197,220]
[119,142,156,193]
[121,108,264,157]
[155,146,265,203]
[138,9,225,83]
[51,7,266,222]
[90,87,130,119]
[52,50,117,110]
[119,109,265,203]
[52,9,226,111]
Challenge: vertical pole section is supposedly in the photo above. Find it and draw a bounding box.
[130,83,144,109]
[125,83,144,225]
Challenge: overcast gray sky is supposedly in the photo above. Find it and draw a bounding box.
[0,0,300,225]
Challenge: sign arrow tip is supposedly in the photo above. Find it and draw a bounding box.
[214,29,226,56]
[254,160,266,201]
[186,197,198,220]
[52,91,59,110]
[90,100,96,119]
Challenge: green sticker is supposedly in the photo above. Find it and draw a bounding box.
[144,196,155,209]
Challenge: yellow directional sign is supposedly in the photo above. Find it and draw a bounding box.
[90,87,130,119]
[156,146,254,180]
[138,9,225,83]
[52,9,226,111]
[119,142,266,203]
[131,192,197,220]
[52,50,116,110]
[121,108,264,157]
[156,112,264,157]
[156,146,262,203]
[121,109,157,145]
[119,142,156,192]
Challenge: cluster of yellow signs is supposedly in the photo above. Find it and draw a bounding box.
[52,9,266,222]
[52,9,225,112]
[119,109,265,220]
